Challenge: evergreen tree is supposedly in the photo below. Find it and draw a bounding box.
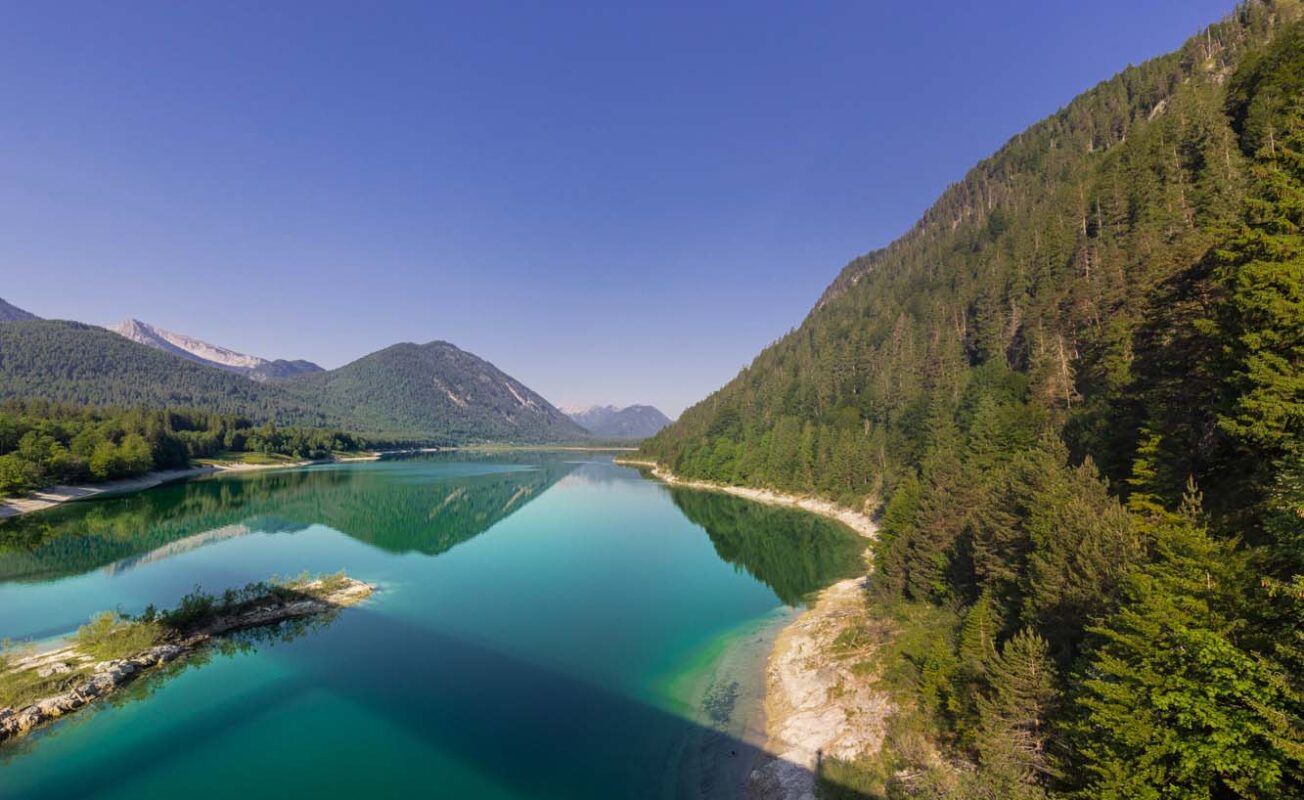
[976,628,1058,784]
[1068,501,1291,800]
[1214,94,1304,462]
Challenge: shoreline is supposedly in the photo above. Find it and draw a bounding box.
[747,577,893,800]
[0,446,639,520]
[668,609,797,800]
[625,459,887,800]
[0,576,374,744]
[615,459,877,539]
[0,456,331,516]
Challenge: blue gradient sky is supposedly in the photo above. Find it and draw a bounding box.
[0,1,1236,417]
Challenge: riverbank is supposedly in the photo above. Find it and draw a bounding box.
[0,466,222,519]
[0,455,363,520]
[747,577,893,800]
[622,459,889,800]
[0,574,374,744]
[615,459,877,539]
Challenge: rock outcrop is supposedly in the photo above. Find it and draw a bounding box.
[0,577,373,744]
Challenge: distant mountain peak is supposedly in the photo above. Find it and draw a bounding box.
[565,404,672,439]
[107,318,323,381]
[0,297,40,322]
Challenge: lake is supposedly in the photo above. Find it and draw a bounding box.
[0,453,865,799]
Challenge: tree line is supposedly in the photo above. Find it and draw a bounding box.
[0,400,374,496]
[641,3,1303,798]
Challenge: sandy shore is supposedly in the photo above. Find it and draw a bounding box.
[623,459,889,800]
[615,459,877,539]
[0,459,316,520]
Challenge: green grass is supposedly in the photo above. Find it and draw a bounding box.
[330,450,378,461]
[196,451,304,467]
[0,641,91,710]
[0,572,360,716]
[818,755,892,800]
[73,612,163,661]
[0,664,89,710]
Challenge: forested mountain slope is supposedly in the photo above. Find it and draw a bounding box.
[0,322,588,444]
[642,2,1304,798]
[0,321,329,426]
[283,340,590,443]
[0,298,39,322]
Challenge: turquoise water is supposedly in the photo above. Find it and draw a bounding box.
[0,454,864,799]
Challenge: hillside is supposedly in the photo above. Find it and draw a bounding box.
[0,322,588,444]
[564,404,672,438]
[641,3,1304,798]
[286,340,589,443]
[108,318,323,381]
[0,298,39,322]
[0,320,327,426]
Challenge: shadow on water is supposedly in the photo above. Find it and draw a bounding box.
[0,454,580,582]
[4,606,872,800]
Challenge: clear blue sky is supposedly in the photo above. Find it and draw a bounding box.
[0,1,1237,417]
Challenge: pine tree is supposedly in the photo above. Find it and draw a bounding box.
[1215,71,1304,462]
[1021,456,1138,659]
[1067,499,1290,799]
[976,628,1058,784]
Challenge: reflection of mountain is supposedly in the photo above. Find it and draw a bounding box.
[669,489,866,606]
[104,524,254,575]
[0,455,577,583]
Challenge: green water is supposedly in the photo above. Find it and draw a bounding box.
[0,453,864,799]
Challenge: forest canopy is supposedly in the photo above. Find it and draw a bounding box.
[641,3,1304,797]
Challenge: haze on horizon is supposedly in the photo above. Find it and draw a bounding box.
[0,0,1236,417]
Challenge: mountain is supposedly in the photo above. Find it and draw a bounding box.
[642,4,1304,798]
[108,318,323,381]
[285,341,590,443]
[0,298,39,322]
[0,320,326,425]
[564,404,672,438]
[0,321,588,443]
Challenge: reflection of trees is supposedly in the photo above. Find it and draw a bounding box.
[0,456,577,582]
[669,489,865,606]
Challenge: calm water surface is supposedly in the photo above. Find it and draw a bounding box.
[0,454,864,799]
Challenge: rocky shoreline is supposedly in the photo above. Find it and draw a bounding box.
[614,460,877,538]
[0,576,373,744]
[747,577,893,800]
[621,459,889,800]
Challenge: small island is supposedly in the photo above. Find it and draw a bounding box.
[0,573,373,744]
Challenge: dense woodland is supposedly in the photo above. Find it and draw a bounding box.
[0,400,372,496]
[641,3,1304,798]
[0,321,588,445]
[0,321,331,427]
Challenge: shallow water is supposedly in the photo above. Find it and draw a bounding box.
[0,453,864,799]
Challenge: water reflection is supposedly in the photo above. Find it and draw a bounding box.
[670,489,867,606]
[0,454,579,583]
[0,455,865,611]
